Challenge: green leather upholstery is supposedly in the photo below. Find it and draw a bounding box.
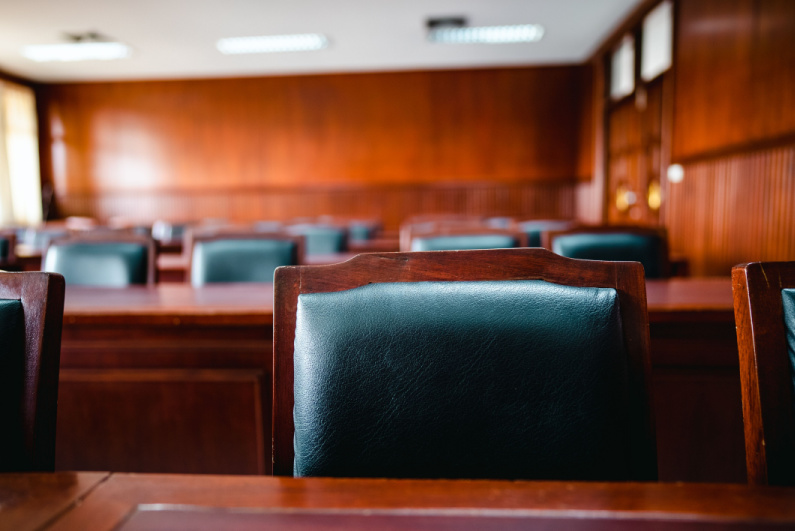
[191,238,297,285]
[0,299,27,470]
[410,234,519,252]
[293,279,628,480]
[0,238,9,261]
[552,233,665,278]
[782,289,795,415]
[286,225,346,255]
[348,223,373,242]
[43,243,149,287]
[519,220,573,247]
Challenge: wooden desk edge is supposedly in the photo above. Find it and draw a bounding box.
[44,474,795,531]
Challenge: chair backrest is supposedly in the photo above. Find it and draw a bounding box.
[548,226,670,279]
[42,234,156,287]
[189,231,303,286]
[403,227,528,252]
[0,272,65,471]
[273,248,656,480]
[732,261,795,486]
[0,230,17,266]
[284,224,347,255]
[518,219,575,247]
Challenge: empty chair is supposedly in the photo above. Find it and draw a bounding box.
[518,219,574,247]
[285,224,347,255]
[273,248,656,480]
[42,234,155,287]
[0,230,16,268]
[408,229,526,251]
[0,271,65,471]
[549,226,669,278]
[732,261,795,486]
[189,231,302,285]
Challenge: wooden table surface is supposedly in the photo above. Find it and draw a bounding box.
[3,473,795,531]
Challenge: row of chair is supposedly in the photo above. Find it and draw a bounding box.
[5,251,795,484]
[38,222,672,287]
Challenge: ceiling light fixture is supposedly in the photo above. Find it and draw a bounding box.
[427,19,545,44]
[23,32,130,62]
[217,34,329,54]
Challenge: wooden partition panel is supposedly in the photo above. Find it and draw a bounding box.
[38,67,586,226]
[665,145,795,276]
[673,0,795,161]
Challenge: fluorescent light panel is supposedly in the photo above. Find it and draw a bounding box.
[23,42,130,62]
[429,24,544,44]
[217,34,328,54]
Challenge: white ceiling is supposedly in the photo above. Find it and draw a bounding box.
[0,0,642,83]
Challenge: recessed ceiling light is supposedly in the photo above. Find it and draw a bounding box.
[428,24,545,44]
[217,34,329,54]
[22,42,131,62]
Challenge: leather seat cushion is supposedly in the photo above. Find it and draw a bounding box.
[286,225,346,255]
[191,239,296,285]
[43,243,148,287]
[410,234,519,251]
[552,233,664,278]
[293,279,629,480]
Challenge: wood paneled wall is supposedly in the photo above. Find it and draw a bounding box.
[37,67,587,228]
[665,0,795,274]
[673,0,795,161]
[666,145,795,276]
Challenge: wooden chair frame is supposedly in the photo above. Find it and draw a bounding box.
[732,261,795,485]
[545,225,671,278]
[273,248,657,478]
[0,271,65,471]
[43,233,158,285]
[187,230,305,283]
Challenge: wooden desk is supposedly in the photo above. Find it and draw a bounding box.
[58,284,274,475]
[56,279,742,482]
[3,473,793,531]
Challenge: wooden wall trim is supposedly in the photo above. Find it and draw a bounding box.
[55,182,577,231]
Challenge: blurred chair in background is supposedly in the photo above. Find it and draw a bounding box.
[284,223,347,255]
[189,230,303,285]
[42,233,155,287]
[548,226,670,279]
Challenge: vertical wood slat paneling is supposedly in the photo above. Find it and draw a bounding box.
[55,182,577,231]
[665,145,795,276]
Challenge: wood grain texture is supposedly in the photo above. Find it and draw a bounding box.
[36,67,587,226]
[673,0,795,161]
[42,473,795,531]
[54,182,576,232]
[273,249,656,479]
[0,472,109,531]
[732,262,795,485]
[665,145,795,276]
